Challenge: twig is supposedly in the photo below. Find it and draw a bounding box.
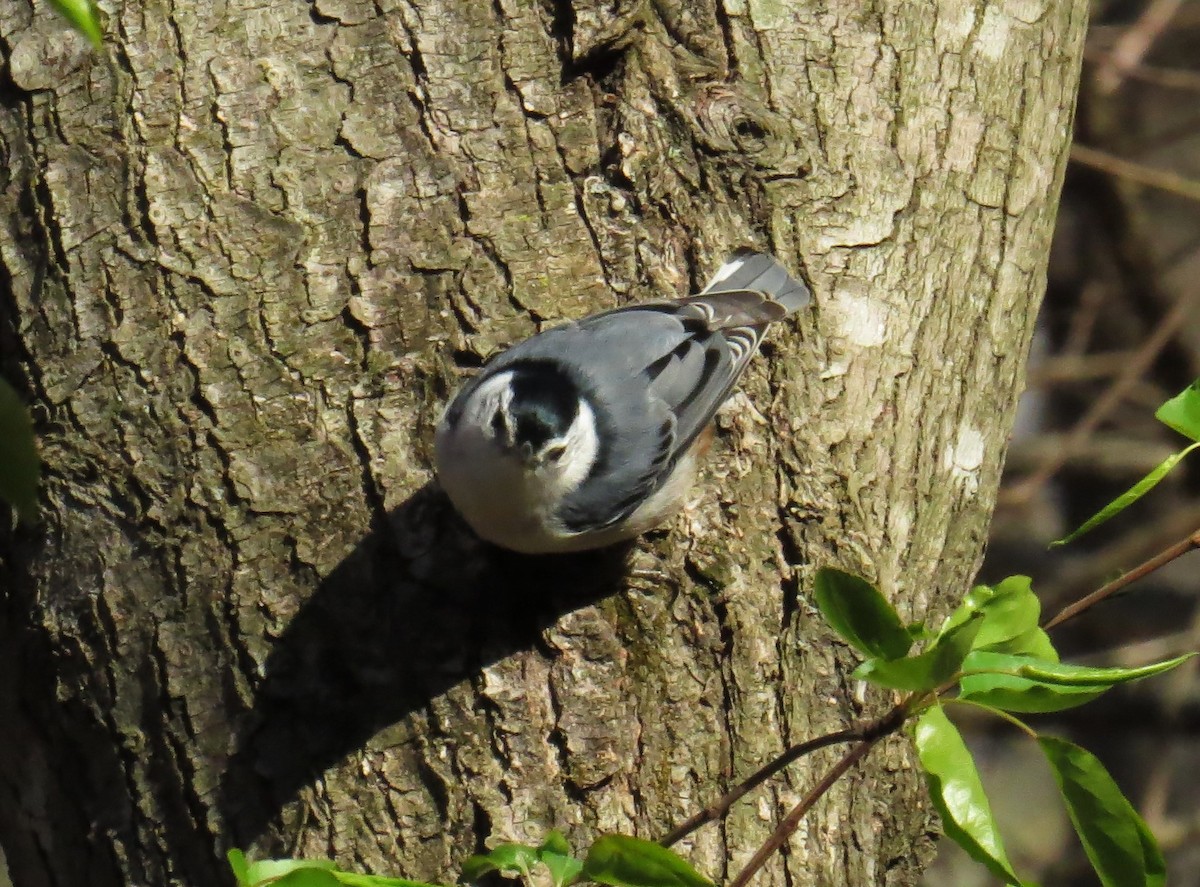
[1069,144,1200,204]
[1004,432,1174,479]
[1093,0,1184,95]
[659,702,911,848]
[668,524,1200,882]
[658,727,861,847]
[1155,811,1200,853]
[727,737,880,887]
[1042,526,1200,631]
[1060,281,1107,359]
[1002,284,1200,507]
[1027,350,1141,386]
[1039,504,1200,606]
[676,704,912,886]
[1084,49,1200,93]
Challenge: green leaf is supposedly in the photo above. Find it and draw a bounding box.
[0,378,39,524]
[989,576,1030,596]
[905,621,935,643]
[245,859,339,887]
[938,584,997,638]
[581,835,713,887]
[274,871,342,887]
[539,831,571,857]
[971,576,1041,651]
[461,844,539,882]
[234,854,449,887]
[47,0,104,48]
[459,857,494,883]
[958,683,1103,714]
[1039,736,1166,887]
[1155,377,1200,441]
[538,831,583,887]
[992,627,1059,663]
[812,568,912,659]
[229,850,252,887]
[852,612,983,691]
[541,851,584,887]
[938,577,1055,661]
[334,874,451,887]
[1016,653,1194,687]
[914,706,1024,886]
[1051,442,1200,547]
[958,652,1193,714]
[959,663,1107,713]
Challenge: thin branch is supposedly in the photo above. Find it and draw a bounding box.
[1042,526,1200,631]
[1026,349,1143,386]
[1005,432,1175,480]
[665,703,913,886]
[1002,284,1200,507]
[659,702,910,848]
[1038,504,1200,606]
[658,727,860,847]
[1093,0,1184,95]
[727,737,880,887]
[1084,49,1200,93]
[667,526,1200,882]
[1060,280,1107,359]
[1069,144,1200,204]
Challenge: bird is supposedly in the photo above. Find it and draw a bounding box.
[434,251,811,554]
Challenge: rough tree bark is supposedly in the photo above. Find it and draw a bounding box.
[0,1,1087,886]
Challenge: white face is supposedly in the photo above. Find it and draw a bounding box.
[434,370,601,548]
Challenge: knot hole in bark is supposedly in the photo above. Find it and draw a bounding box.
[691,84,809,179]
[553,0,648,79]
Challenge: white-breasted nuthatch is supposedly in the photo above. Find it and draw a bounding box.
[434,252,811,554]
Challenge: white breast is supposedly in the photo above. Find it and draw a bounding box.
[435,373,701,554]
[436,422,700,554]
[433,374,594,553]
[435,421,554,551]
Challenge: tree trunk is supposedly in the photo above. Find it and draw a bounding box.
[0,1,1087,885]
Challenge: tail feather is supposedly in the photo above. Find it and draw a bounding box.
[702,251,811,313]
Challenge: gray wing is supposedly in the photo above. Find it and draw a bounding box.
[472,252,809,533]
[512,301,789,532]
[480,312,685,533]
[599,291,786,454]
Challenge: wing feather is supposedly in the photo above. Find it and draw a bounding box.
[468,253,807,533]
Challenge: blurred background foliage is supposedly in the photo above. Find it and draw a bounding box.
[926,0,1200,883]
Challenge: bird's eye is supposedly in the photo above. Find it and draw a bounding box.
[544,443,567,463]
[491,409,507,438]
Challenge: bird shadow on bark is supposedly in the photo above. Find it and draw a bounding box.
[217,481,634,853]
